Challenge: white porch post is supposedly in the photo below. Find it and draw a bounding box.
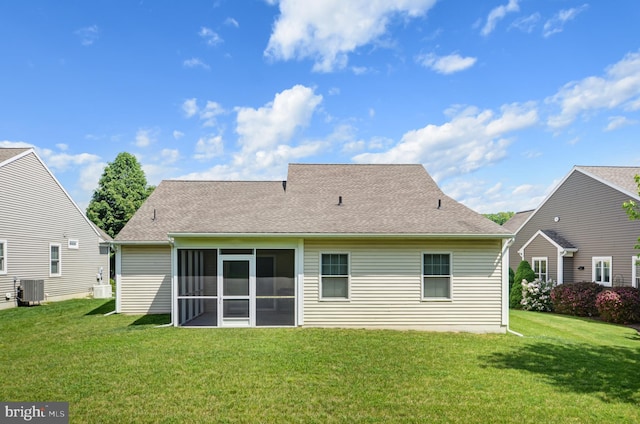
[115,245,122,313]
[171,241,178,327]
[557,250,564,285]
[296,238,305,327]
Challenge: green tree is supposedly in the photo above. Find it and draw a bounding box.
[87,152,154,238]
[510,260,536,309]
[483,211,515,225]
[623,174,640,251]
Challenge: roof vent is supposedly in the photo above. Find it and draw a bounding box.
[437,199,441,209]
[282,180,287,191]
[338,196,343,206]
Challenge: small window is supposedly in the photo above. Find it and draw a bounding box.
[68,239,79,249]
[50,243,61,277]
[633,256,640,289]
[320,253,349,299]
[532,257,548,281]
[592,257,611,287]
[0,240,6,275]
[423,253,451,300]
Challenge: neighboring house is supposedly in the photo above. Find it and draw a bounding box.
[114,164,513,332]
[0,148,111,310]
[506,166,640,288]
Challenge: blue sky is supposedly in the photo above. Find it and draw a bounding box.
[2,0,640,213]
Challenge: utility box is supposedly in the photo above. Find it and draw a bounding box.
[93,284,112,299]
[18,280,45,306]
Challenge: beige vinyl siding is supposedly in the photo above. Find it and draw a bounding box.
[120,245,171,314]
[523,235,556,281]
[0,152,109,309]
[511,170,640,285]
[304,239,504,332]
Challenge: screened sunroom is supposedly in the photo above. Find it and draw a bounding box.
[175,248,296,327]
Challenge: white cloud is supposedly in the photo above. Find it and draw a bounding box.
[265,0,437,72]
[605,116,637,132]
[161,148,180,164]
[78,160,107,192]
[353,102,538,181]
[38,149,102,171]
[199,27,223,46]
[56,143,69,151]
[183,58,211,70]
[0,140,32,148]
[509,13,540,33]
[135,129,156,148]
[173,130,185,139]
[543,4,588,38]
[235,84,322,153]
[225,17,239,28]
[194,135,224,160]
[547,51,640,128]
[201,101,225,127]
[417,53,477,74]
[182,98,199,118]
[75,25,99,46]
[481,0,519,36]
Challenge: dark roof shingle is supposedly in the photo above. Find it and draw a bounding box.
[116,164,511,241]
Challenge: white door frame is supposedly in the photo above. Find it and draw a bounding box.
[218,254,255,327]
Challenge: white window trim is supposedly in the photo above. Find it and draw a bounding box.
[532,257,548,281]
[68,239,79,249]
[633,256,640,289]
[0,240,7,275]
[422,251,453,301]
[50,243,62,277]
[319,252,350,301]
[592,256,612,287]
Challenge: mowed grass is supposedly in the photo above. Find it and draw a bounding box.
[1,300,639,423]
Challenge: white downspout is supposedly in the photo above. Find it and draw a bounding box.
[115,245,122,313]
[557,249,564,285]
[501,238,515,330]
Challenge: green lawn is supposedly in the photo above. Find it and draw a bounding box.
[1,300,639,423]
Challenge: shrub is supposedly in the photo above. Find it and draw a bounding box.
[551,282,604,317]
[595,287,640,324]
[521,278,555,312]
[510,261,536,309]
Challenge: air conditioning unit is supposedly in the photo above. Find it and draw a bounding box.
[17,280,45,306]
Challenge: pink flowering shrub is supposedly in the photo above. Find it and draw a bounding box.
[595,287,640,324]
[521,278,555,312]
[550,282,604,317]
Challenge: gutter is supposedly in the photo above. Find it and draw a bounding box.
[166,232,515,240]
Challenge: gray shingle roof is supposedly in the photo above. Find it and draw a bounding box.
[541,229,576,250]
[115,164,512,241]
[503,210,533,232]
[0,148,30,165]
[577,166,640,197]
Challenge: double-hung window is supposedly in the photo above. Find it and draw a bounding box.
[0,240,6,275]
[50,243,61,277]
[592,257,611,287]
[532,257,548,281]
[320,253,349,300]
[423,253,452,300]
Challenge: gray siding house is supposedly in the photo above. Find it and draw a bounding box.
[0,148,111,309]
[507,166,640,288]
[114,164,513,333]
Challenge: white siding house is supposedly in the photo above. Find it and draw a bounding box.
[114,164,513,333]
[0,148,111,309]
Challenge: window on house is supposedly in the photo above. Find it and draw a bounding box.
[423,253,451,299]
[68,239,79,249]
[592,257,611,286]
[633,256,640,289]
[0,240,6,274]
[532,257,548,281]
[50,244,61,277]
[320,253,349,299]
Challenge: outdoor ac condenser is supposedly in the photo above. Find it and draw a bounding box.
[17,280,45,305]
